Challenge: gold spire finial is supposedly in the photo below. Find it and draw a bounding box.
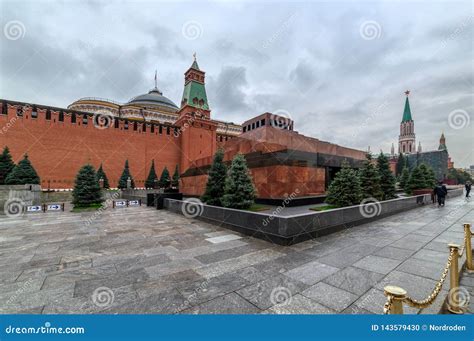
[193,52,196,61]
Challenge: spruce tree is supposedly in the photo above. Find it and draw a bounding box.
[145,160,158,189]
[72,164,103,207]
[221,153,256,209]
[0,146,15,184]
[202,149,227,206]
[399,167,410,192]
[159,166,170,189]
[172,165,180,189]
[377,152,396,200]
[358,153,383,200]
[407,165,427,193]
[325,160,363,207]
[395,153,405,177]
[118,159,135,189]
[420,163,436,189]
[96,163,110,189]
[5,154,40,185]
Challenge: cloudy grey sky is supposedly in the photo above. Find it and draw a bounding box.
[1,0,473,167]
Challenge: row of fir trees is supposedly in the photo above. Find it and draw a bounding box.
[87,160,180,190]
[72,160,181,207]
[0,147,40,185]
[201,149,256,209]
[325,152,397,208]
[326,152,438,208]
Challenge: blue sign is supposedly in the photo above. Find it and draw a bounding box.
[0,315,471,340]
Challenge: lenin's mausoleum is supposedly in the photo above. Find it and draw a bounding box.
[0,57,370,199]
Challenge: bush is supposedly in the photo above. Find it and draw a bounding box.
[399,167,410,192]
[118,160,135,189]
[159,166,170,189]
[202,149,227,206]
[72,164,103,207]
[407,165,427,193]
[172,165,180,189]
[145,160,158,189]
[96,163,110,189]
[325,160,363,207]
[419,163,436,189]
[5,154,40,185]
[0,146,15,184]
[377,152,396,200]
[359,153,383,200]
[221,154,256,209]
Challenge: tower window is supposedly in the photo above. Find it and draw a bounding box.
[114,118,119,128]
[256,121,260,128]
[58,111,64,121]
[166,126,170,135]
[82,115,88,124]
[45,109,51,120]
[133,122,138,131]
[124,120,129,130]
[71,113,76,123]
[159,125,162,134]
[1,102,6,115]
[243,126,247,133]
[143,123,146,132]
[151,124,155,133]
[31,106,38,118]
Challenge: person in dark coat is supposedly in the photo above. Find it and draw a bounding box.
[466,181,472,198]
[433,181,448,207]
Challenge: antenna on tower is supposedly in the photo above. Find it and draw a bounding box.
[154,70,157,89]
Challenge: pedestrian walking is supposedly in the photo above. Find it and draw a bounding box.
[433,181,448,207]
[466,181,472,198]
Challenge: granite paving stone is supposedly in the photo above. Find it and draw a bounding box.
[0,195,470,314]
[283,261,339,286]
[236,274,309,310]
[373,246,415,261]
[352,255,402,275]
[180,293,260,314]
[301,282,358,312]
[323,267,385,295]
[266,294,335,314]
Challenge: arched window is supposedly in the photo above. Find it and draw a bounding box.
[58,111,64,122]
[71,113,76,123]
[45,109,51,120]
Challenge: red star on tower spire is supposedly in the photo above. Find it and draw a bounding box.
[405,90,410,96]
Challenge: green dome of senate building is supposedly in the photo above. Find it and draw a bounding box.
[127,87,179,110]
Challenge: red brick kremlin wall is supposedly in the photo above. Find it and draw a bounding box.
[0,102,181,189]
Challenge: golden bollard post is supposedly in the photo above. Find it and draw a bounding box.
[447,243,463,314]
[384,286,407,314]
[464,223,473,272]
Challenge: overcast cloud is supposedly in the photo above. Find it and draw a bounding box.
[1,0,472,166]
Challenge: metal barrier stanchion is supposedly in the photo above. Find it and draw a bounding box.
[447,244,462,314]
[464,223,473,272]
[382,225,473,315]
[383,286,407,314]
